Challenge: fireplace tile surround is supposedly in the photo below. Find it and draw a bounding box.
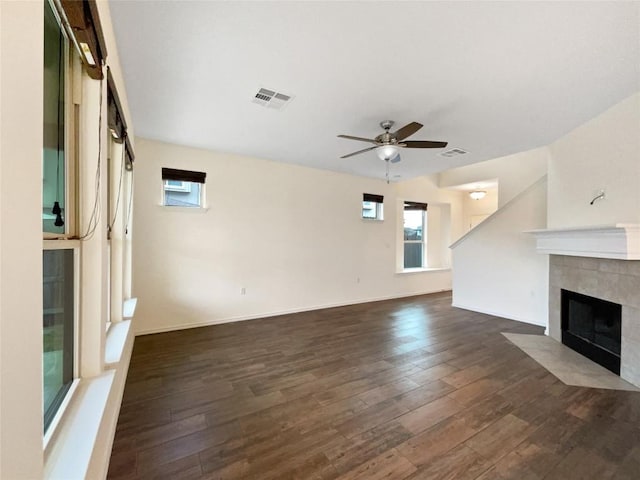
[549,255,640,387]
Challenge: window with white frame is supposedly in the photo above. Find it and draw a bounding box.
[362,193,384,220]
[162,168,206,207]
[403,201,427,269]
[43,0,77,433]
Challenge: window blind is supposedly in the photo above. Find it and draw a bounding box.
[404,201,428,211]
[162,168,206,184]
[107,68,126,143]
[363,193,384,203]
[59,0,107,80]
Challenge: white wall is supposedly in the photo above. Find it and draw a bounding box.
[439,147,549,207]
[451,177,549,326]
[547,92,640,228]
[462,188,498,233]
[0,1,46,478]
[132,138,464,334]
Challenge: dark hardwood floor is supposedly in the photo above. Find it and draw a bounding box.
[108,292,640,479]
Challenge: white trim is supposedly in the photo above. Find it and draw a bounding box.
[155,205,209,213]
[43,239,81,249]
[396,267,451,274]
[123,297,137,319]
[452,301,546,327]
[136,289,453,336]
[526,223,640,260]
[43,379,80,450]
[44,372,115,479]
[104,320,131,366]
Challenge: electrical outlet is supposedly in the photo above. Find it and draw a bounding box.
[241,287,246,295]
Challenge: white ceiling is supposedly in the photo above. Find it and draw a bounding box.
[110,1,639,181]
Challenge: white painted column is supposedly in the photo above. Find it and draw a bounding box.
[0,1,46,477]
[123,166,134,300]
[109,141,125,322]
[79,72,108,378]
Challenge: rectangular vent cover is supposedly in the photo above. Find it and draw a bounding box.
[252,87,293,110]
[440,148,468,157]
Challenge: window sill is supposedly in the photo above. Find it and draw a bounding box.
[123,297,137,319]
[105,320,131,367]
[44,371,116,479]
[396,267,451,274]
[44,314,135,479]
[157,205,209,213]
[361,218,384,222]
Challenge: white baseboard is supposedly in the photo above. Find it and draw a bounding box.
[451,302,546,327]
[136,289,453,336]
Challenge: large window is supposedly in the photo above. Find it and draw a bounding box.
[43,0,67,235]
[43,0,77,434]
[43,248,76,431]
[403,202,427,269]
[162,168,206,207]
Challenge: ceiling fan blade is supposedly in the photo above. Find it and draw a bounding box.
[393,122,423,141]
[340,146,377,159]
[403,140,448,149]
[390,153,401,164]
[337,135,377,144]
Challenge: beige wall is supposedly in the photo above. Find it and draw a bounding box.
[132,138,464,334]
[439,146,549,208]
[547,92,640,228]
[0,2,45,478]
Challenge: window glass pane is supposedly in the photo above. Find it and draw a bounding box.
[404,210,423,241]
[362,201,377,219]
[362,201,383,220]
[404,243,423,269]
[43,1,66,234]
[43,249,74,431]
[164,181,201,207]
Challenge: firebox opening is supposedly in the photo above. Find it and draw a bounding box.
[561,289,622,375]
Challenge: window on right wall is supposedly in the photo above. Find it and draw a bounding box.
[403,201,428,269]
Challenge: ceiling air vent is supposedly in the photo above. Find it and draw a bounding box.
[440,148,468,158]
[252,87,293,110]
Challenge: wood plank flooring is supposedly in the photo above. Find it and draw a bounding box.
[108,292,640,479]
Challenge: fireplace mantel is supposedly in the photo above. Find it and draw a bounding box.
[527,224,640,260]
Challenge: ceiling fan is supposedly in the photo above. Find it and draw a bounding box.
[338,120,448,163]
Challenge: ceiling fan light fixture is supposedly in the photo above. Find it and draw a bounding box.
[469,190,487,200]
[376,145,399,161]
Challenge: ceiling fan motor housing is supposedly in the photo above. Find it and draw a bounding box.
[380,120,395,131]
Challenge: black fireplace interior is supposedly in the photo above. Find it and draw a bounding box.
[561,289,622,375]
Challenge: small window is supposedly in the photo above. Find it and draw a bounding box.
[363,193,383,220]
[162,168,206,207]
[403,201,427,269]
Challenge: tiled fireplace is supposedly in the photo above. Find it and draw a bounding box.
[548,255,640,386]
[530,224,640,387]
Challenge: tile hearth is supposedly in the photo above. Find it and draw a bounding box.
[503,333,638,392]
